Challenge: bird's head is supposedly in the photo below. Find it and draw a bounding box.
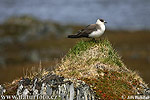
[96,19,107,25]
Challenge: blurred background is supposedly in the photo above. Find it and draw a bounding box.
[0,0,149,86]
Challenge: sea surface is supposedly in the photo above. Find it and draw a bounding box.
[0,0,150,30]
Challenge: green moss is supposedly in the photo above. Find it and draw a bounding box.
[67,40,96,57]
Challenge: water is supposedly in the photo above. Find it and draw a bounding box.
[0,0,150,30]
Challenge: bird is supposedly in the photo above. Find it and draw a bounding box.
[67,19,107,40]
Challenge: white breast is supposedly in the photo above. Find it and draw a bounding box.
[89,29,104,38]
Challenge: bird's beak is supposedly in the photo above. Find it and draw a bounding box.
[104,21,107,24]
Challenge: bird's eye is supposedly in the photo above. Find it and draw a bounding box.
[100,19,104,22]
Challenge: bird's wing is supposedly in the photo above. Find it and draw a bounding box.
[77,24,98,37]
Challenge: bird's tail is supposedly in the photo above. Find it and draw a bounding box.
[67,35,81,38]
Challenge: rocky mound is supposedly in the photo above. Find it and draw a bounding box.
[0,39,149,99]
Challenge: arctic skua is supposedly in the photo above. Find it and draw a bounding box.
[68,19,107,39]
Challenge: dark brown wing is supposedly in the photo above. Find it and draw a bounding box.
[77,24,98,37]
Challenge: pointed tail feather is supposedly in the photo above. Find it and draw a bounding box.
[67,35,81,38]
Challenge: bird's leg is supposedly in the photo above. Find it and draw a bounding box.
[99,38,102,41]
[92,38,96,42]
[99,38,104,42]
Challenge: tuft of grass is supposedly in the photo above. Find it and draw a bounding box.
[66,39,124,67]
[3,62,51,95]
[24,62,50,80]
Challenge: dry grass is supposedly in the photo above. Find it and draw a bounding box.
[3,62,52,95]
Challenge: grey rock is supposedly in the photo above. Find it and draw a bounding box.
[14,74,95,100]
[23,89,29,97]
[0,85,6,95]
[17,84,23,95]
[70,83,74,100]
[1,73,150,100]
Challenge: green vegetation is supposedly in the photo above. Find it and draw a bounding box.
[66,39,124,67]
[67,40,95,57]
[56,39,145,99]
